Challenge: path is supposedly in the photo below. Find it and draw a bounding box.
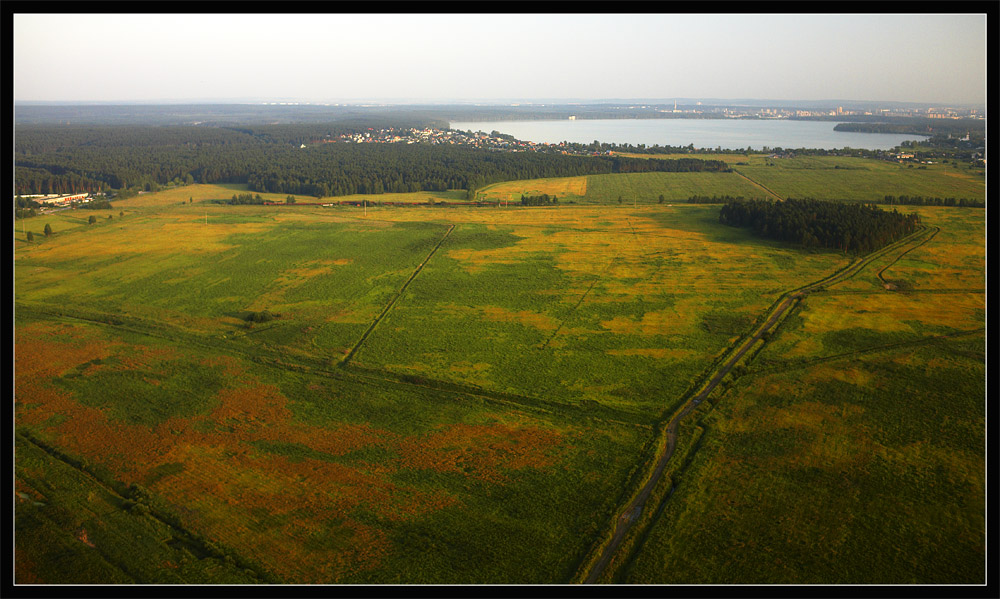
[341,224,455,365]
[730,168,784,201]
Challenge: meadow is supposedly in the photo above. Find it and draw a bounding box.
[472,154,984,207]
[614,207,985,584]
[15,312,651,584]
[14,166,985,584]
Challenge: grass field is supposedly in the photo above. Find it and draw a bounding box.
[15,312,650,584]
[468,154,985,207]
[14,175,985,584]
[622,334,985,584]
[616,208,985,584]
[351,205,849,418]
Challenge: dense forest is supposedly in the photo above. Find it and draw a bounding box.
[881,195,984,208]
[14,124,730,198]
[718,198,920,254]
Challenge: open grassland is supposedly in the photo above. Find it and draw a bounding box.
[15,202,450,360]
[583,172,764,204]
[619,206,985,584]
[478,176,589,204]
[15,178,984,584]
[352,205,849,418]
[478,171,762,205]
[15,314,650,584]
[623,335,985,584]
[617,154,985,203]
[735,156,985,203]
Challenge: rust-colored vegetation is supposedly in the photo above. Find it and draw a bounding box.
[15,322,568,581]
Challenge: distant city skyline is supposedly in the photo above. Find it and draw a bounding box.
[13,13,987,105]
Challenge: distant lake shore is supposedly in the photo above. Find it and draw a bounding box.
[448,118,926,151]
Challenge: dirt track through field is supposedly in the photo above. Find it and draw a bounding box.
[730,169,784,201]
[341,224,455,366]
[580,225,933,584]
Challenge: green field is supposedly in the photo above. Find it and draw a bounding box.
[472,154,985,207]
[615,208,985,584]
[14,171,985,584]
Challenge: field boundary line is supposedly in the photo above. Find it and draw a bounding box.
[730,168,784,201]
[876,225,940,286]
[341,363,653,429]
[340,224,455,366]
[750,327,985,376]
[16,431,281,584]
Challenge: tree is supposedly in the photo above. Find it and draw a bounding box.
[26,231,34,242]
[189,197,193,203]
[88,215,97,224]
[120,211,124,218]
[286,195,296,204]
[44,224,53,236]
[659,194,665,204]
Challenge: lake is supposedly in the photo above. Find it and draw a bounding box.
[448,118,924,151]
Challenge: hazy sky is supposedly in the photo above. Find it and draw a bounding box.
[13,13,987,104]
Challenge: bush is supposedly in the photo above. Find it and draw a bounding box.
[244,310,278,323]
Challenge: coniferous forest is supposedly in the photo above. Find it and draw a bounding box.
[718,198,920,253]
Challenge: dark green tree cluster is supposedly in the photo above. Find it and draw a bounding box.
[882,195,983,208]
[719,198,919,253]
[519,194,559,206]
[688,195,763,204]
[608,157,730,173]
[226,193,265,205]
[15,196,39,219]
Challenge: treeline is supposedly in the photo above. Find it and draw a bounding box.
[79,199,113,210]
[520,194,559,206]
[719,198,920,254]
[223,193,266,205]
[688,194,764,204]
[881,195,984,208]
[15,124,733,199]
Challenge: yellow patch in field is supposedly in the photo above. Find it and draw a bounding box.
[801,364,874,387]
[799,293,984,335]
[879,441,982,486]
[436,303,560,332]
[480,176,588,202]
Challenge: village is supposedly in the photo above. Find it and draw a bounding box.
[314,127,614,156]
[14,192,94,209]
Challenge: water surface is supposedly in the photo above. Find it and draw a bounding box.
[449,119,924,151]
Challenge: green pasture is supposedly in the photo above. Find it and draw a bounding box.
[354,207,849,418]
[623,335,985,584]
[583,172,766,204]
[735,156,985,202]
[15,209,448,359]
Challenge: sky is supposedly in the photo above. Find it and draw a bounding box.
[13,13,988,105]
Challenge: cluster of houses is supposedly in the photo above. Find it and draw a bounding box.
[15,192,92,207]
[311,128,608,156]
